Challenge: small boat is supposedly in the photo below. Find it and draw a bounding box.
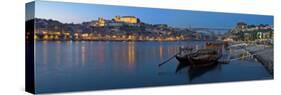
[176,47,194,65]
[176,48,221,67]
[189,49,221,67]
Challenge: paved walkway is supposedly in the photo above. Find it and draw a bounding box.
[245,45,273,75]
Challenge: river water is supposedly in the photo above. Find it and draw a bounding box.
[35,41,272,93]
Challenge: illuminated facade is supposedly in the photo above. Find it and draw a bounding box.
[95,17,106,27]
[113,16,139,24]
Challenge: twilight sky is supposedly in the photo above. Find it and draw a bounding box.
[33,1,273,28]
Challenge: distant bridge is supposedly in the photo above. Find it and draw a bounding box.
[190,27,232,34]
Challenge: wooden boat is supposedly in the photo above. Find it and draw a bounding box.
[176,48,221,67]
[206,41,225,50]
[176,47,194,65]
[189,49,220,67]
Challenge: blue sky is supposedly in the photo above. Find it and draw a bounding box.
[34,1,273,28]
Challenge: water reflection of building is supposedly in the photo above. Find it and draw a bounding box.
[92,43,105,64]
[43,41,48,64]
[159,45,163,61]
[128,42,136,64]
[55,41,61,64]
[81,46,86,65]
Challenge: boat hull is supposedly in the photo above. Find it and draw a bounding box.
[175,55,190,65]
[176,49,221,68]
